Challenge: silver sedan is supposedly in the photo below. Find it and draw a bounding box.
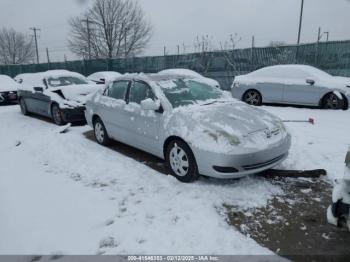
[232,65,350,110]
[85,74,291,182]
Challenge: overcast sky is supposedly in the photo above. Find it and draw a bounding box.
[0,0,349,62]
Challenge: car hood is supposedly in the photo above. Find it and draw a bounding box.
[172,100,281,137]
[51,84,100,102]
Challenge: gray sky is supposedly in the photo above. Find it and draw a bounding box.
[0,0,349,62]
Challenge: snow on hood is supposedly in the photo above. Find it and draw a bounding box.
[0,75,19,92]
[51,84,100,103]
[165,99,286,153]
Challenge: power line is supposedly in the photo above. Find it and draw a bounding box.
[30,27,41,64]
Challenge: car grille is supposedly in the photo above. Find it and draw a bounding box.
[242,154,286,171]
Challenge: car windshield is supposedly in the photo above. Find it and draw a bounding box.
[157,79,223,108]
[47,76,88,87]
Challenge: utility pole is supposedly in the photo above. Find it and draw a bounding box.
[317,27,322,43]
[124,26,128,58]
[30,27,40,64]
[324,31,329,42]
[164,46,166,56]
[46,48,50,69]
[251,36,255,68]
[297,0,304,45]
[177,45,180,55]
[81,18,92,60]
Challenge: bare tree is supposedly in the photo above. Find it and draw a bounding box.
[0,28,35,65]
[69,0,153,60]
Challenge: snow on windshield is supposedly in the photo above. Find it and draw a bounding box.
[157,79,223,108]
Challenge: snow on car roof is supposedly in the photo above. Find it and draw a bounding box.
[88,71,122,82]
[158,68,203,78]
[115,73,196,83]
[0,74,19,91]
[250,64,331,78]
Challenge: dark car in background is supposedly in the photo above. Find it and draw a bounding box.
[17,70,99,125]
[0,75,19,104]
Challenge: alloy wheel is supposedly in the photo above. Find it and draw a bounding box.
[94,122,105,144]
[169,143,189,177]
[244,90,261,106]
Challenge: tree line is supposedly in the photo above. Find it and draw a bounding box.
[0,0,153,65]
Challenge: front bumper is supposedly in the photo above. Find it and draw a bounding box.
[0,91,18,103]
[193,133,292,179]
[61,106,87,123]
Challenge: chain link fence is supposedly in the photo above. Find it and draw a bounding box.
[1,40,350,90]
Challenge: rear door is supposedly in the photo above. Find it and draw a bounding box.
[97,80,130,143]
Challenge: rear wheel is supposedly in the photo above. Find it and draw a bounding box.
[51,104,66,126]
[242,90,262,106]
[322,93,344,110]
[93,117,110,146]
[166,139,199,183]
[19,98,29,115]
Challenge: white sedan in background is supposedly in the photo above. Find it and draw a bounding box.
[232,65,350,110]
[159,68,220,89]
[87,71,122,86]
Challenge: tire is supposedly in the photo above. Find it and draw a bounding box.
[93,117,110,146]
[19,98,29,115]
[51,104,66,126]
[322,93,344,110]
[242,90,262,106]
[165,139,199,183]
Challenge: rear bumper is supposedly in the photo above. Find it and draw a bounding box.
[193,133,292,179]
[61,107,86,123]
[0,91,18,103]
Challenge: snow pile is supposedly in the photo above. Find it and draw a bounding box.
[0,105,278,255]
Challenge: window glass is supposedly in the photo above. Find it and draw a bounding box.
[47,76,88,87]
[108,81,129,100]
[158,79,223,108]
[129,81,155,104]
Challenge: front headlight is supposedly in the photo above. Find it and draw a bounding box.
[204,130,241,146]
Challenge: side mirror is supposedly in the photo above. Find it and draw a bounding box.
[34,87,44,92]
[306,78,315,86]
[140,98,160,111]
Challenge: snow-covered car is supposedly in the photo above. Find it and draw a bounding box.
[0,75,20,104]
[232,65,350,110]
[87,71,122,85]
[85,73,291,183]
[17,70,99,125]
[14,73,32,84]
[158,68,220,89]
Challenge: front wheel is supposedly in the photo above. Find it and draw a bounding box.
[242,90,262,106]
[51,104,66,126]
[166,139,199,183]
[322,93,344,110]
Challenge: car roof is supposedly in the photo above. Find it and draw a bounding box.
[115,73,195,82]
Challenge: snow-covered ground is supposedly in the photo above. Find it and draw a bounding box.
[0,104,349,255]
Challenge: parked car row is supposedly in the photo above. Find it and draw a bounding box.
[1,64,348,182]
